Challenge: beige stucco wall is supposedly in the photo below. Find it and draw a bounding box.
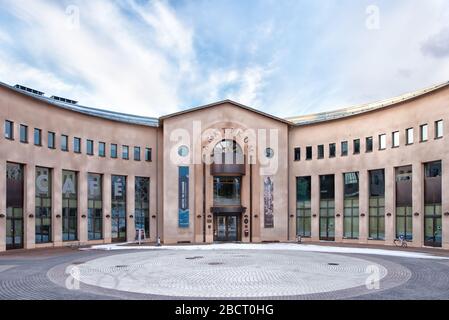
[162,102,289,244]
[0,86,159,251]
[288,87,449,249]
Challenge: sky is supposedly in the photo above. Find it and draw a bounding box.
[0,0,448,118]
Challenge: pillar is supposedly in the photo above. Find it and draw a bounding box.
[53,166,62,246]
[442,158,449,249]
[24,164,35,249]
[359,170,368,243]
[311,174,320,241]
[334,172,343,241]
[412,162,424,247]
[384,166,395,244]
[78,171,88,243]
[0,161,6,252]
[103,173,111,243]
[126,175,135,242]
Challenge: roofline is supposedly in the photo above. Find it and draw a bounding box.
[0,81,160,128]
[159,99,293,125]
[286,80,449,126]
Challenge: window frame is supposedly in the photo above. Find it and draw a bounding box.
[317,145,324,159]
[4,120,14,140]
[329,143,336,158]
[435,120,443,139]
[134,146,141,161]
[405,128,414,145]
[73,137,81,153]
[365,136,373,153]
[34,128,42,146]
[20,124,28,143]
[98,142,106,157]
[392,131,400,148]
[353,139,360,154]
[48,131,55,149]
[420,124,428,142]
[294,147,301,161]
[341,141,348,156]
[378,134,386,150]
[111,143,118,158]
[86,139,94,156]
[122,145,129,160]
[61,134,69,152]
[305,146,312,160]
[145,147,152,162]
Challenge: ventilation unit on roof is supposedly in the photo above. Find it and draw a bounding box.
[50,96,78,105]
[14,84,45,96]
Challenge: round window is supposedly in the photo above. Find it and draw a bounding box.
[265,147,274,158]
[178,145,189,157]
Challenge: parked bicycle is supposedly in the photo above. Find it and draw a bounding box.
[393,235,408,248]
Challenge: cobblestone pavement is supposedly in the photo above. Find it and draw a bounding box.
[0,246,449,300]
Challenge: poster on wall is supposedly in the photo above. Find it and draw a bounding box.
[264,176,274,228]
[178,166,189,228]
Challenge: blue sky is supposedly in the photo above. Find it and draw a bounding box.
[0,0,448,117]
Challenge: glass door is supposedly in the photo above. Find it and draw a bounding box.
[214,214,240,242]
[6,163,24,250]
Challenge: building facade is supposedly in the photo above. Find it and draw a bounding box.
[1,80,448,252]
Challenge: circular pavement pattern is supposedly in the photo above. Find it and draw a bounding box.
[71,250,389,298]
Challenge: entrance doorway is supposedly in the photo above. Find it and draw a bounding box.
[6,163,24,250]
[214,214,241,242]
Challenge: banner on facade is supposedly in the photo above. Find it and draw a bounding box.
[264,176,274,228]
[178,166,189,228]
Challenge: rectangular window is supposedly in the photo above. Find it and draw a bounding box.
[317,145,324,159]
[62,170,78,241]
[341,141,348,156]
[319,175,335,240]
[61,135,69,151]
[343,172,359,239]
[396,166,413,241]
[392,131,400,147]
[353,139,360,154]
[134,146,141,161]
[87,140,94,155]
[379,134,386,150]
[306,146,312,160]
[435,120,443,138]
[294,147,301,161]
[4,120,13,139]
[329,143,336,158]
[213,176,241,206]
[111,143,117,158]
[424,161,442,247]
[48,132,55,149]
[19,124,28,143]
[111,175,127,241]
[366,136,373,152]
[296,176,311,237]
[88,173,103,240]
[34,128,42,146]
[6,163,24,250]
[122,145,129,160]
[74,137,81,153]
[145,148,152,162]
[420,124,428,142]
[369,169,385,240]
[99,142,106,157]
[135,177,150,238]
[35,167,52,243]
[406,128,414,145]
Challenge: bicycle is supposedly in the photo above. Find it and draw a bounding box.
[393,235,408,248]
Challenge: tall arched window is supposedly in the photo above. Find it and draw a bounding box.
[212,140,244,164]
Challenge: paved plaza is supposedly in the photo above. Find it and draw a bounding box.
[0,243,449,300]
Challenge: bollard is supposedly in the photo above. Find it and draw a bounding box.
[156,236,162,247]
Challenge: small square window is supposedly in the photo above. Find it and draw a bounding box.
[317,145,324,159]
[435,120,443,139]
[4,120,13,140]
[134,146,141,161]
[61,135,69,151]
[99,142,105,157]
[306,146,312,160]
[379,134,386,150]
[294,147,301,161]
[353,139,360,154]
[406,128,414,145]
[145,148,152,162]
[341,141,348,156]
[87,139,94,155]
[74,137,81,153]
[122,145,129,160]
[392,131,399,147]
[420,124,428,142]
[20,124,28,143]
[34,128,42,146]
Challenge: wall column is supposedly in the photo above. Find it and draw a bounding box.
[442,158,449,249]
[412,162,424,247]
[0,161,6,252]
[311,174,320,241]
[78,171,88,243]
[53,167,62,246]
[103,174,111,243]
[334,172,343,241]
[24,164,35,249]
[384,166,395,245]
[359,170,368,243]
[126,175,135,242]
